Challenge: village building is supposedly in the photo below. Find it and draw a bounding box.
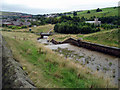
[12,21,22,26]
[21,21,31,26]
[21,15,32,18]
[2,22,12,26]
[2,20,31,26]
[85,18,101,25]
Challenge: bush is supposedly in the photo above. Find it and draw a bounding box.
[87,10,90,14]
[99,16,119,25]
[29,25,32,27]
[73,11,77,16]
[11,26,17,29]
[8,25,13,28]
[17,27,22,29]
[31,31,34,33]
[22,25,27,28]
[101,24,118,30]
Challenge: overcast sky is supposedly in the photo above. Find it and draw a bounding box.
[1,0,119,15]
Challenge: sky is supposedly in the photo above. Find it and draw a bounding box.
[1,0,120,15]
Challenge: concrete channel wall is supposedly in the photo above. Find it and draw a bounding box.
[50,38,120,57]
[1,36,36,88]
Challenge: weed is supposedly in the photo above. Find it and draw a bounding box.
[109,62,112,66]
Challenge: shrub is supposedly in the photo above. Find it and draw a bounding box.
[22,25,27,28]
[11,26,17,29]
[87,10,90,14]
[17,27,22,29]
[29,25,32,27]
[31,31,34,33]
[8,25,13,28]
[109,62,112,66]
[73,11,77,16]
[101,24,118,30]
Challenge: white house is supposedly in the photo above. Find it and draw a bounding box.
[85,18,101,25]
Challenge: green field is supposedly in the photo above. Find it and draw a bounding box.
[2,24,55,33]
[67,7,118,19]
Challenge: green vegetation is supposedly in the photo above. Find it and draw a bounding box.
[31,24,54,33]
[96,8,102,12]
[1,6,119,88]
[7,25,28,29]
[67,7,118,19]
[1,31,115,88]
[73,11,77,16]
[53,7,119,36]
[49,34,79,41]
[101,24,118,30]
[54,22,100,34]
[50,29,119,48]
[82,29,119,47]
[2,24,54,33]
[109,62,112,66]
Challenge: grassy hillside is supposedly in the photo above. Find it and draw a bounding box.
[49,29,119,48]
[1,31,115,88]
[67,7,118,19]
[2,23,119,48]
[0,11,30,16]
[31,24,54,33]
[82,29,119,48]
[2,24,55,33]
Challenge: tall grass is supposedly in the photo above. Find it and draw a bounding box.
[2,31,116,88]
[83,29,119,47]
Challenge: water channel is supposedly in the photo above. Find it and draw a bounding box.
[38,38,119,86]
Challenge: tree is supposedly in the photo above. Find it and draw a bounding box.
[54,21,101,34]
[81,16,85,21]
[73,11,77,16]
[73,17,80,22]
[87,10,90,14]
[114,7,117,9]
[96,8,102,12]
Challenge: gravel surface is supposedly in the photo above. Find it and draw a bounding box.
[38,39,119,86]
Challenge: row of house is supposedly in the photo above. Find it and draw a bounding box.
[1,20,31,26]
[0,17,37,26]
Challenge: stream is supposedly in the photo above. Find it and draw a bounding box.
[38,38,119,86]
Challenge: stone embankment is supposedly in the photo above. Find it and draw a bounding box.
[50,38,120,57]
[1,34,36,88]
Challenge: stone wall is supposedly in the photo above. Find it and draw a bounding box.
[50,38,120,57]
[0,34,2,90]
[1,36,36,88]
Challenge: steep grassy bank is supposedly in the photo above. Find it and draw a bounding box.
[1,31,115,88]
[49,29,119,48]
[82,29,119,48]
